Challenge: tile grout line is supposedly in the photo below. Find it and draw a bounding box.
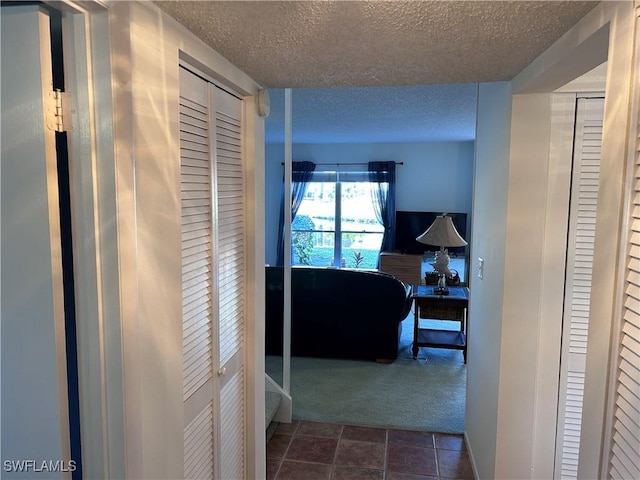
[433,432,441,479]
[329,424,344,478]
[382,428,389,480]
[273,421,297,479]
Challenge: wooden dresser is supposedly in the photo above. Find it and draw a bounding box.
[379,252,422,285]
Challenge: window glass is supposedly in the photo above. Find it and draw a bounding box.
[340,182,384,268]
[291,171,385,268]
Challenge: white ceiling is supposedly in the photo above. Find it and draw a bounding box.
[155,0,599,143]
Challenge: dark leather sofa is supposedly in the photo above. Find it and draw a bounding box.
[265,266,412,362]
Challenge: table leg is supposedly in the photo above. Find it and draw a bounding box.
[464,308,468,364]
[412,300,419,359]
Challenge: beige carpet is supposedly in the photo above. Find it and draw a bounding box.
[266,315,466,433]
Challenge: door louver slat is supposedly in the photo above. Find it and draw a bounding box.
[216,110,245,369]
[212,97,246,478]
[219,367,245,480]
[180,73,215,478]
[556,97,604,479]
[608,63,640,478]
[184,402,213,480]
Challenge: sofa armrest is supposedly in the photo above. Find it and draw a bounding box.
[400,281,413,319]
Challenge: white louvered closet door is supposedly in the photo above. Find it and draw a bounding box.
[608,40,640,479]
[554,97,605,479]
[214,77,246,480]
[180,66,246,480]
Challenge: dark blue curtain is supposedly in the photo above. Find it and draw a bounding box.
[368,161,396,254]
[276,161,316,266]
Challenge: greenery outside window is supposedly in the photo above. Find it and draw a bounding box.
[292,170,385,268]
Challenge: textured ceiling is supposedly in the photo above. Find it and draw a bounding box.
[155,0,599,88]
[154,0,599,143]
[265,84,478,143]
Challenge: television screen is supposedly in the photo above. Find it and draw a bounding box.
[393,211,468,255]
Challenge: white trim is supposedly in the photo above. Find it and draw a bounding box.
[33,3,71,471]
[534,92,576,480]
[511,4,611,94]
[243,90,267,480]
[40,4,73,471]
[89,7,128,478]
[178,57,244,100]
[283,88,293,399]
[58,2,127,477]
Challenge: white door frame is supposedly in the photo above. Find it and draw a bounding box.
[43,1,127,477]
[504,2,635,478]
[2,1,123,478]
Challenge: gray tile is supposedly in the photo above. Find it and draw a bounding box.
[297,421,343,438]
[271,420,470,480]
[386,472,439,480]
[276,421,299,435]
[276,460,332,480]
[331,465,384,480]
[266,457,281,480]
[434,433,466,451]
[437,449,474,479]
[267,434,292,459]
[388,429,435,449]
[334,439,385,469]
[285,435,339,464]
[386,444,438,477]
[341,425,387,443]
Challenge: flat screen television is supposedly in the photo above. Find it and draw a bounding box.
[393,211,468,255]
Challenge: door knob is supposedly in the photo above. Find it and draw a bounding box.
[217,367,226,377]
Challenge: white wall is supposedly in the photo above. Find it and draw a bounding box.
[465,82,512,480]
[264,141,474,265]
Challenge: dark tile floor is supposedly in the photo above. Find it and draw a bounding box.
[266,421,474,480]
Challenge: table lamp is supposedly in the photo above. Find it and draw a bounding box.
[416,214,468,295]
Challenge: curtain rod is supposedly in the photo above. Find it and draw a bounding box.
[280,161,403,166]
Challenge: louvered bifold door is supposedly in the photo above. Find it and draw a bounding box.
[608,56,640,479]
[180,67,215,480]
[180,66,248,479]
[213,87,246,480]
[554,97,605,479]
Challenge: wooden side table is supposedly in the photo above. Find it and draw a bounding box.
[379,252,422,285]
[411,285,469,363]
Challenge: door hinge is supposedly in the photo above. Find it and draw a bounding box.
[47,89,71,132]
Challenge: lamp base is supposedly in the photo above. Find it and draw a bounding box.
[432,286,450,296]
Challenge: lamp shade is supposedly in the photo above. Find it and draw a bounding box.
[416,215,468,248]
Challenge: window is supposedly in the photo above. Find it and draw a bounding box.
[291,170,385,268]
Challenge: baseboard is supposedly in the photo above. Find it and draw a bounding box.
[265,374,293,424]
[464,431,480,480]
